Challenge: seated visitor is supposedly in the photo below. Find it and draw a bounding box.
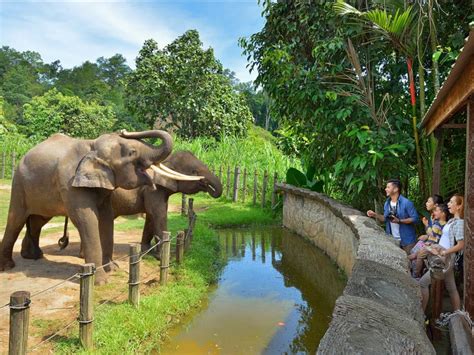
[420,194,443,239]
[409,203,449,278]
[418,194,465,312]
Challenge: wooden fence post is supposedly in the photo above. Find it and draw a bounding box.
[9,291,31,355]
[79,263,95,350]
[1,150,5,179]
[271,172,278,208]
[242,168,247,203]
[188,198,194,223]
[128,244,141,307]
[261,170,268,208]
[253,170,258,205]
[160,231,171,286]
[232,167,240,202]
[176,231,185,264]
[181,194,187,216]
[226,166,231,198]
[11,151,16,179]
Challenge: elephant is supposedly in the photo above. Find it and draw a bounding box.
[0,129,173,284]
[37,150,223,257]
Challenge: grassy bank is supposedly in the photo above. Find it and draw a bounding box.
[53,194,278,353]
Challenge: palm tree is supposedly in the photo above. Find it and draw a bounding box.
[334,0,427,197]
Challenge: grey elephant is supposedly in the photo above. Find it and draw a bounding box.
[0,130,173,284]
[31,150,222,257]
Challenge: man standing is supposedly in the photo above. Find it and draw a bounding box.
[367,179,419,253]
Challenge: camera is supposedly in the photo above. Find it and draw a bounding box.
[388,211,397,221]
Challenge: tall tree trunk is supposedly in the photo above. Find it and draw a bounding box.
[407,57,427,197]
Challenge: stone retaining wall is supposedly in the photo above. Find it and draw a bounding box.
[277,183,435,354]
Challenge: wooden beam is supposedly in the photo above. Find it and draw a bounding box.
[425,60,474,135]
[464,96,474,317]
[441,123,467,129]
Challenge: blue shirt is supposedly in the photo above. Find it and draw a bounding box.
[383,194,419,246]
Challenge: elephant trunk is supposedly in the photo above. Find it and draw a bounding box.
[120,130,173,165]
[206,174,223,198]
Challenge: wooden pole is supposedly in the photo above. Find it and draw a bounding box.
[1,150,5,179]
[188,198,194,221]
[242,168,247,203]
[79,263,95,350]
[181,194,187,216]
[226,166,231,198]
[184,229,190,252]
[160,231,171,286]
[11,151,16,179]
[253,170,258,205]
[261,170,268,208]
[232,167,240,202]
[176,231,185,264]
[271,172,278,208]
[9,291,30,355]
[464,96,474,317]
[128,244,141,307]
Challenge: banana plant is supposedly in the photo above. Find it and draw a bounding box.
[286,166,324,193]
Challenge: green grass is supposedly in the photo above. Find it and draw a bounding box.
[53,195,277,353]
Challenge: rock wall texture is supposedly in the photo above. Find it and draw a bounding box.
[277,183,435,354]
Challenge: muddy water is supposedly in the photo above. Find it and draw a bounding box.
[161,227,346,354]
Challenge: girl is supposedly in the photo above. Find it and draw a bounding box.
[419,194,465,312]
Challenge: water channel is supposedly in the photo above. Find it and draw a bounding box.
[161,226,346,354]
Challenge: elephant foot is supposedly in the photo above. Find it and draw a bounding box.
[79,249,85,259]
[102,259,119,273]
[21,237,44,260]
[20,247,43,260]
[0,258,15,271]
[95,271,108,286]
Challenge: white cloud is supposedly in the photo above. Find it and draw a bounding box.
[0,1,262,81]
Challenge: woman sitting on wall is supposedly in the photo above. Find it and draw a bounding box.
[418,194,465,312]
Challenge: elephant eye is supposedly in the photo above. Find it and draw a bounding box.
[128,149,137,157]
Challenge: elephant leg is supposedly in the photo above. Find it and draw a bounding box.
[141,214,155,252]
[98,203,116,272]
[21,215,51,259]
[0,195,28,270]
[68,205,107,285]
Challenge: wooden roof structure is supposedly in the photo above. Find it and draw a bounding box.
[421,23,474,337]
[421,26,474,134]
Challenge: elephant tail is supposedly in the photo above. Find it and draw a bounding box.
[58,217,70,250]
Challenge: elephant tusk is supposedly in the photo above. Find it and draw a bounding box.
[158,163,204,180]
[208,184,216,192]
[150,165,203,181]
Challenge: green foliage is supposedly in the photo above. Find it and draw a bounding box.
[286,167,324,193]
[126,30,253,139]
[22,88,116,140]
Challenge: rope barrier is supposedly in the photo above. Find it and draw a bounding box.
[30,273,80,299]
[28,317,77,352]
[95,253,131,272]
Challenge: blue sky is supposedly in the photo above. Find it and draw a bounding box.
[0,0,265,82]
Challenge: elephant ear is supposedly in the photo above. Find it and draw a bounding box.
[72,151,115,190]
[152,168,178,192]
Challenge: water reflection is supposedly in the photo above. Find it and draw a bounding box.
[161,227,346,354]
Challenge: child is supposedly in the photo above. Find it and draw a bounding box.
[420,194,443,240]
[411,204,450,278]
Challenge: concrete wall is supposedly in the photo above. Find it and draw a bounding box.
[277,183,435,354]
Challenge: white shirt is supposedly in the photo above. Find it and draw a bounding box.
[389,200,401,240]
[439,221,453,250]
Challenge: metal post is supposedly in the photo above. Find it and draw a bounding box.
[79,263,95,350]
[128,244,141,307]
[9,291,31,355]
[160,231,171,285]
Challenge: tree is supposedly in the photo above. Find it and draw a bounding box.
[126,30,253,138]
[22,88,116,140]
